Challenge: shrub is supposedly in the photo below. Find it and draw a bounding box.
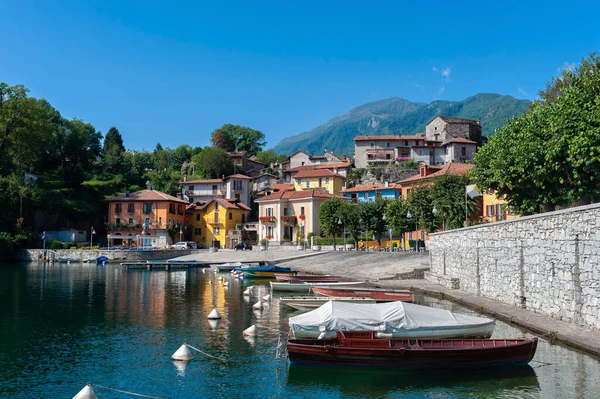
[48,240,64,249]
[260,238,269,247]
[313,237,348,245]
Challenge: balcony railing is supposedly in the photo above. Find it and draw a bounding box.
[185,189,226,197]
[259,216,276,223]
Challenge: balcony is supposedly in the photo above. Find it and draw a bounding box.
[185,188,226,198]
[280,215,297,226]
[259,216,276,224]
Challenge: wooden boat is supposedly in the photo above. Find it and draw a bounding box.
[312,287,414,303]
[240,265,297,278]
[214,262,244,272]
[275,274,341,283]
[270,281,365,293]
[57,257,81,263]
[279,296,376,311]
[287,330,538,368]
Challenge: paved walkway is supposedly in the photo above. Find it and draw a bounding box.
[173,249,326,264]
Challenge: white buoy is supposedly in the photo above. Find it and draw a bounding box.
[208,308,222,319]
[73,383,97,399]
[171,344,194,361]
[243,324,258,336]
[252,301,263,310]
[262,294,270,302]
[208,319,220,330]
[243,287,251,296]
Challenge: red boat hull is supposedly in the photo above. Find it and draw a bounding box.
[287,331,537,369]
[312,287,414,302]
[275,274,341,283]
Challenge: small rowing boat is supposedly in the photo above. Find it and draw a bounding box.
[279,296,376,311]
[274,274,341,283]
[270,281,365,293]
[287,330,538,368]
[239,265,297,278]
[312,287,414,302]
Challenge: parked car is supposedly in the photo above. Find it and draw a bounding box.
[172,241,199,250]
[234,242,252,251]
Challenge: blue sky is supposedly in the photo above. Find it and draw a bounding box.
[1,0,598,150]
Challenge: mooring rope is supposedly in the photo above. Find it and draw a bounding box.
[92,384,168,399]
[185,343,226,361]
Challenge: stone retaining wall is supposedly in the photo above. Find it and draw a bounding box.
[428,203,600,330]
[18,248,197,261]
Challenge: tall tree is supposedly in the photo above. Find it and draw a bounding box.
[385,199,411,246]
[210,124,266,156]
[211,128,236,152]
[192,147,234,179]
[255,149,278,165]
[318,198,345,250]
[103,127,125,174]
[474,53,600,214]
[357,197,389,246]
[430,174,476,230]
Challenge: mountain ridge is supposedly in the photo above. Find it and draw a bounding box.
[273,93,530,156]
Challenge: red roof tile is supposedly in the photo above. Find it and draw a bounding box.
[271,183,294,192]
[256,189,343,202]
[445,137,478,145]
[343,183,401,193]
[226,174,253,180]
[180,178,223,184]
[315,162,352,169]
[106,190,188,204]
[399,163,475,184]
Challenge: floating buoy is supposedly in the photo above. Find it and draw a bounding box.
[252,301,263,310]
[208,319,220,330]
[262,294,270,302]
[171,344,194,361]
[208,308,222,319]
[243,287,251,296]
[243,325,258,336]
[73,383,97,399]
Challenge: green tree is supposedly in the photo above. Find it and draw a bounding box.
[211,124,266,156]
[385,199,411,247]
[430,174,476,230]
[276,153,289,163]
[256,149,278,165]
[318,198,346,250]
[103,127,125,174]
[357,197,389,246]
[339,202,361,248]
[211,127,236,152]
[192,147,234,179]
[474,53,600,214]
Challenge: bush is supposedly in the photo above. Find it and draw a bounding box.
[0,232,36,256]
[48,240,64,249]
[260,238,269,247]
[313,237,349,245]
[307,232,315,244]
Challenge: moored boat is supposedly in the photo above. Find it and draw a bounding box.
[96,256,109,265]
[287,330,538,368]
[270,281,364,293]
[279,296,376,311]
[289,301,495,339]
[239,265,297,278]
[312,287,414,303]
[215,262,244,272]
[275,274,342,283]
[57,257,81,263]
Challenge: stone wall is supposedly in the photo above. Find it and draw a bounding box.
[427,203,600,330]
[18,248,197,261]
[358,167,418,185]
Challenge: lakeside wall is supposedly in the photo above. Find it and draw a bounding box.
[18,248,198,261]
[427,203,600,330]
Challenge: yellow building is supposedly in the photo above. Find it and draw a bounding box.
[293,169,344,195]
[187,198,250,248]
[481,190,519,223]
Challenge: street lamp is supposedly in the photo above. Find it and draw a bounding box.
[90,226,96,249]
[300,220,306,250]
[407,211,418,250]
[338,218,346,250]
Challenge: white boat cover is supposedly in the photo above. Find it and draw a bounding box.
[289,301,495,338]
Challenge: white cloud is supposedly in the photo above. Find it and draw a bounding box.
[441,67,451,80]
[432,66,451,98]
[517,87,528,97]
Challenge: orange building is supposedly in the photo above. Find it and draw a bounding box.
[105,185,188,248]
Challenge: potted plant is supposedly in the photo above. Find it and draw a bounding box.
[260,238,269,251]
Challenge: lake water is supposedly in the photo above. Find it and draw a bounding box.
[1,262,599,398]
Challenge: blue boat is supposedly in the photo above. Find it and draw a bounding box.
[96,256,109,265]
[235,264,297,278]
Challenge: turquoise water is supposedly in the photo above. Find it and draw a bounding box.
[1,262,599,398]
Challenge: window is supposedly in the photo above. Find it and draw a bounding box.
[177,205,183,215]
[487,205,495,216]
[196,214,200,221]
[301,206,305,215]
[461,147,467,156]
[127,203,134,213]
[305,178,310,188]
[212,185,218,193]
[229,212,233,220]
[434,134,439,141]
[115,204,122,214]
[386,154,391,159]
[128,218,133,225]
[420,168,425,177]
[370,142,374,148]
[233,180,243,191]
[301,162,305,166]
[283,207,287,216]
[363,192,368,200]
[386,142,390,147]
[418,149,423,156]
[297,179,302,185]
[242,214,245,223]
[318,178,322,187]
[145,217,150,227]
[115,218,121,226]
[325,177,329,184]
[267,207,273,217]
[435,126,438,130]
[214,227,220,234]
[404,140,408,146]
[188,185,193,191]
[267,226,273,237]
[235,193,240,201]
[143,203,153,214]
[194,227,201,235]
[214,202,218,210]
[169,204,175,214]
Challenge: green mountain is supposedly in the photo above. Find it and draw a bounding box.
[273,93,531,156]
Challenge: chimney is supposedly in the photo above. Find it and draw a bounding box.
[183,175,187,182]
[146,180,152,191]
[124,189,130,198]
[384,181,389,188]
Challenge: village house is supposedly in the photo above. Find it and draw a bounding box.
[353,115,482,168]
[105,183,188,248]
[481,190,519,223]
[186,198,251,249]
[228,151,266,175]
[293,169,345,195]
[180,174,252,206]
